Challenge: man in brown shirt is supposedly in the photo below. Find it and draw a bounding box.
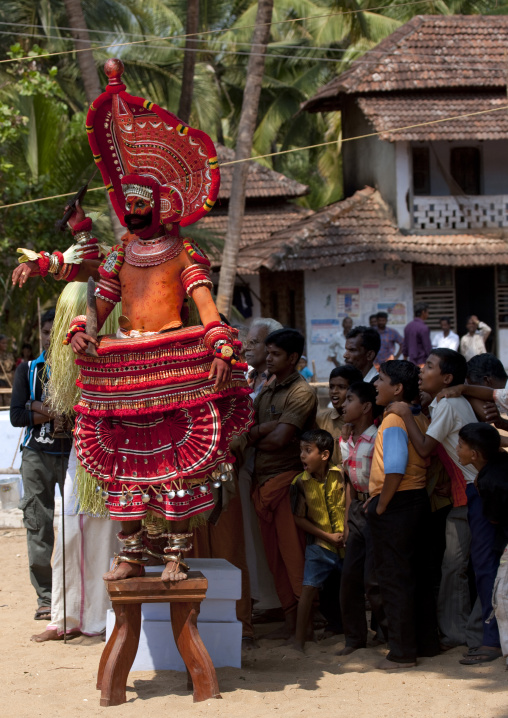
[249,329,318,636]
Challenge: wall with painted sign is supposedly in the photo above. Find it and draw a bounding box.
[304,261,414,380]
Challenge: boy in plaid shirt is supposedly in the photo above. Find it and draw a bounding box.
[338,381,386,654]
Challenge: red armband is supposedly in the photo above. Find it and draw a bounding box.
[98,246,125,279]
[181,264,213,296]
[38,252,51,277]
[63,315,87,345]
[203,321,234,352]
[95,276,121,304]
[72,218,93,235]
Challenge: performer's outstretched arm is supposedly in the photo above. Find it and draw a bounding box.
[12,200,104,287]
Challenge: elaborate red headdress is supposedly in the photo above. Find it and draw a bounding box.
[85,59,220,229]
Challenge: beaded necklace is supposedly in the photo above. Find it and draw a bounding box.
[125,233,184,268]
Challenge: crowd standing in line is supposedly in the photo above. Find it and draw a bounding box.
[11,305,508,673]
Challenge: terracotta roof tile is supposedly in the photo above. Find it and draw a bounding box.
[303,15,508,112]
[201,204,313,272]
[216,145,309,200]
[239,187,508,271]
[357,93,508,141]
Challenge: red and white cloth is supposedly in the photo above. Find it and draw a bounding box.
[339,424,378,494]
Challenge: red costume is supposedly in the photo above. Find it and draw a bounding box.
[68,59,253,535]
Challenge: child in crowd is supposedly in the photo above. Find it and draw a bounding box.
[387,349,484,653]
[368,360,439,669]
[338,381,386,655]
[297,355,314,382]
[456,423,508,666]
[291,429,345,651]
[317,364,363,467]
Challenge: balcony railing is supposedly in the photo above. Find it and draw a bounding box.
[412,195,508,231]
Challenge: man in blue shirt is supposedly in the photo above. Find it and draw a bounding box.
[10,309,72,621]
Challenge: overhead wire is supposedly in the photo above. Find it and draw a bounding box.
[1,102,507,210]
[0,0,441,65]
[1,27,506,69]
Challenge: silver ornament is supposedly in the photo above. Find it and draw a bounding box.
[176,489,186,498]
[119,497,127,507]
[220,473,229,483]
[141,493,150,503]
[156,494,163,502]
[213,481,221,489]
[101,490,109,499]
[168,490,176,499]
[199,485,208,494]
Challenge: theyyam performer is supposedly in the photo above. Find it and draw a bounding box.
[56,58,252,583]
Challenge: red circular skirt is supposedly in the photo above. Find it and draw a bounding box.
[73,325,253,519]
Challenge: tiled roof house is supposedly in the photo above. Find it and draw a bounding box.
[198,144,310,321]
[240,15,508,376]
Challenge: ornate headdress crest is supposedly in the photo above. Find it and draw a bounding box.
[85,59,220,229]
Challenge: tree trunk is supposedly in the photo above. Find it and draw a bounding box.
[215,0,274,317]
[177,0,199,123]
[63,0,123,241]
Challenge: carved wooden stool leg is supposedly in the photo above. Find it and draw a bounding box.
[98,602,142,707]
[170,601,221,702]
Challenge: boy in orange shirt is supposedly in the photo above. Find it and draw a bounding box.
[367,360,440,669]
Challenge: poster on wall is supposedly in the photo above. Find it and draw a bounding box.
[382,285,403,302]
[377,301,407,325]
[337,287,360,318]
[310,319,340,345]
[362,280,380,302]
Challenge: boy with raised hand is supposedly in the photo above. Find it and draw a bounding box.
[388,349,486,653]
[456,423,507,666]
[338,381,386,655]
[291,429,345,651]
[368,360,439,669]
[317,364,363,467]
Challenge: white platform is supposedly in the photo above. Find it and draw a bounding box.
[105,558,242,671]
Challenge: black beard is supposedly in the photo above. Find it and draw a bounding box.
[124,211,153,232]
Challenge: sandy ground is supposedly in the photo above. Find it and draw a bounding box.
[2,527,507,718]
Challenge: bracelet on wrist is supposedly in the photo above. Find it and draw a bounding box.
[213,342,238,364]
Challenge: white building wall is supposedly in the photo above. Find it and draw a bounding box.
[304,261,414,381]
[497,329,508,370]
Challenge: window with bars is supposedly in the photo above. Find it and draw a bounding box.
[497,267,508,328]
[413,265,456,330]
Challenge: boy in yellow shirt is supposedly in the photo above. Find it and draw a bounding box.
[291,429,345,651]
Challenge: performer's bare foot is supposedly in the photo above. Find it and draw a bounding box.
[103,561,145,581]
[161,559,188,582]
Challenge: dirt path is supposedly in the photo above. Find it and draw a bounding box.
[2,528,507,718]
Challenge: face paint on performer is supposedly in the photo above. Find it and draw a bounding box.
[124,196,154,232]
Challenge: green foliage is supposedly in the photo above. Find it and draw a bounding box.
[0,0,504,347]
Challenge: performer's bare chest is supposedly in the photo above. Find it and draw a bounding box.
[119,259,187,332]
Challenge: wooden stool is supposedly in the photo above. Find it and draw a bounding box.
[97,570,222,706]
